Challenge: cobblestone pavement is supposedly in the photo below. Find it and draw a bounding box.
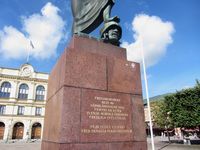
[0,138,199,150]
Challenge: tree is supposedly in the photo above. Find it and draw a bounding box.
[147,80,200,140]
[164,80,200,128]
[150,100,172,142]
[151,100,168,128]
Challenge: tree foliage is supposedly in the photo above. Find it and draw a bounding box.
[151,100,168,128]
[152,80,200,129]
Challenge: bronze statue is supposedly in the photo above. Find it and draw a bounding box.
[101,21,122,46]
[71,0,122,46]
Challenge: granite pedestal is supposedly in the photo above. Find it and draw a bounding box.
[41,35,147,150]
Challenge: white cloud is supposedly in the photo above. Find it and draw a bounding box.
[0,2,66,60]
[0,26,29,59]
[122,14,175,68]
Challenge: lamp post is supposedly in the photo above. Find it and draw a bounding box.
[148,122,154,137]
[166,111,171,143]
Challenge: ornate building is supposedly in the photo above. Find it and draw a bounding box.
[0,64,48,141]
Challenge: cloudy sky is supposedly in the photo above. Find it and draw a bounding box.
[0,0,199,97]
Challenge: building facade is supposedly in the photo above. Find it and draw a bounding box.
[0,64,48,141]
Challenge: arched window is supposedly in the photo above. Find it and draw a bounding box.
[18,84,29,100]
[0,82,11,98]
[35,85,45,100]
[0,122,5,139]
[31,123,42,139]
[12,122,24,139]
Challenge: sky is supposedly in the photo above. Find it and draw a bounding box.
[0,0,199,98]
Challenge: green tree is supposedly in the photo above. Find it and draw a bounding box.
[164,80,200,128]
[151,100,168,128]
[150,100,172,142]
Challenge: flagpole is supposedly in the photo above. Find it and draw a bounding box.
[140,37,155,150]
[27,40,34,63]
[26,46,30,63]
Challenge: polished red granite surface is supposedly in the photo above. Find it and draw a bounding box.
[42,35,147,150]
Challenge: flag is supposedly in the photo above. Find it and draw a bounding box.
[30,40,34,49]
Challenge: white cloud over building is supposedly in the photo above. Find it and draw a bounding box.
[0,2,66,60]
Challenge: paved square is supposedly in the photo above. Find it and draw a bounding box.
[0,138,200,150]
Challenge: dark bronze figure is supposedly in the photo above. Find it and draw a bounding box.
[101,21,122,46]
[71,0,122,46]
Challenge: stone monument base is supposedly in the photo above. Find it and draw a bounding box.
[42,141,147,150]
[42,35,147,150]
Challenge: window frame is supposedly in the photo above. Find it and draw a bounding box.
[35,85,45,101]
[0,82,11,98]
[18,84,29,100]
[0,105,6,115]
[17,106,25,115]
[35,107,42,116]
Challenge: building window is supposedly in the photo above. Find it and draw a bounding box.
[0,82,11,98]
[35,85,45,101]
[18,84,29,100]
[0,105,6,115]
[17,106,25,115]
[35,107,42,116]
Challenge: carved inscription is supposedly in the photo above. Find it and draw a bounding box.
[81,95,132,134]
[87,96,128,121]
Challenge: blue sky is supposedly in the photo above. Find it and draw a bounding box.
[0,0,199,98]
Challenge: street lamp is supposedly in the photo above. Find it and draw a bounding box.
[165,111,171,143]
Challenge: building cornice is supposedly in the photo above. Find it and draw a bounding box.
[0,66,49,75]
[0,99,46,106]
[0,114,45,118]
[0,74,48,83]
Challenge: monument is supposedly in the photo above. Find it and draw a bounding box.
[71,0,121,46]
[42,1,147,149]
